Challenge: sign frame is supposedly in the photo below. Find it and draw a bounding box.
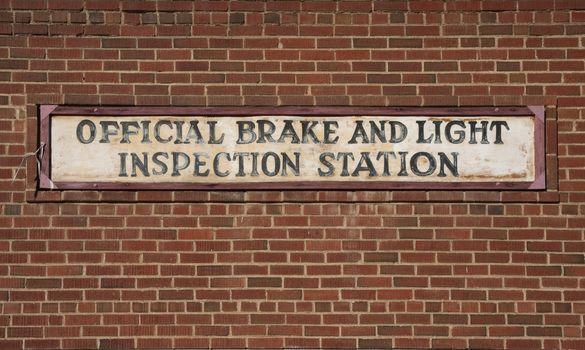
[39,105,545,191]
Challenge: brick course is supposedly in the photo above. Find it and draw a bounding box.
[0,0,585,349]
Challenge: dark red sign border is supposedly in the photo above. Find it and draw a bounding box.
[39,106,545,191]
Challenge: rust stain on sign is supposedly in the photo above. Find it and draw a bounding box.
[39,106,545,190]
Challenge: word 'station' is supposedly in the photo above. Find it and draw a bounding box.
[44,108,542,190]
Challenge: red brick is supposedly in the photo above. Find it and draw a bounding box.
[0,1,584,347]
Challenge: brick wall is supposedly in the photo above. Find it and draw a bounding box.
[1,0,585,349]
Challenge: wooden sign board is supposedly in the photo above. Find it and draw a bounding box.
[39,106,545,190]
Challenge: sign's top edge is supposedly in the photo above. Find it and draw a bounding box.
[46,105,537,117]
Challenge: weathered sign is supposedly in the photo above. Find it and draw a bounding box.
[39,106,545,190]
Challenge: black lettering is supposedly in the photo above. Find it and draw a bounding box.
[155,121,172,143]
[237,121,256,144]
[173,121,185,144]
[140,121,151,143]
[352,152,378,177]
[171,152,190,176]
[410,152,436,176]
[282,152,300,176]
[301,121,320,144]
[207,121,225,144]
[370,121,386,143]
[438,152,459,177]
[250,152,259,176]
[192,153,210,176]
[99,121,119,143]
[337,152,355,177]
[185,121,204,144]
[262,152,280,177]
[152,152,168,175]
[318,152,335,176]
[469,120,489,144]
[376,151,396,176]
[120,121,140,144]
[445,120,466,144]
[213,152,230,177]
[416,120,432,144]
[490,121,509,144]
[118,152,128,177]
[277,120,300,144]
[432,120,442,144]
[131,152,149,177]
[257,120,276,143]
[348,121,369,144]
[323,121,339,144]
[233,152,249,176]
[397,151,409,176]
[76,119,96,144]
[388,121,407,143]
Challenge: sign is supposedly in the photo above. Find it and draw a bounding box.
[39,106,545,190]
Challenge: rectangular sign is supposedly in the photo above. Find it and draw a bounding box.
[39,106,545,190]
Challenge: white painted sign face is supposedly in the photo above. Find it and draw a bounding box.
[40,107,545,190]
